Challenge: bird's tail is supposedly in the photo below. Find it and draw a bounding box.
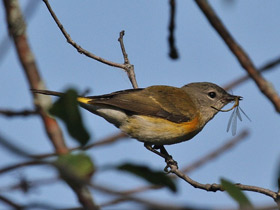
[31,89,92,105]
[31,89,64,97]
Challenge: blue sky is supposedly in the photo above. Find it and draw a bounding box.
[1,0,280,209]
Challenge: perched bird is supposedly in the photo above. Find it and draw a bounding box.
[33,82,241,168]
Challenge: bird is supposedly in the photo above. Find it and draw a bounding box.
[32,82,241,169]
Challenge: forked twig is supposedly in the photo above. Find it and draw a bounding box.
[42,0,138,89]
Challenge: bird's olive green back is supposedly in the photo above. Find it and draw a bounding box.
[87,86,198,123]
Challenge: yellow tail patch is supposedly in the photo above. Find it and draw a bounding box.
[77,97,92,104]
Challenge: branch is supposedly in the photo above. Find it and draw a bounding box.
[195,0,280,112]
[0,160,44,175]
[0,177,58,193]
[181,129,249,173]
[118,31,138,88]
[0,109,37,117]
[0,195,22,209]
[0,0,40,62]
[170,165,279,203]
[32,132,128,159]
[3,0,68,155]
[168,0,179,59]
[93,183,192,210]
[42,0,138,89]
[224,55,280,91]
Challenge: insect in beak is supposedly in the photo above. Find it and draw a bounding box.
[219,96,242,112]
[212,96,251,136]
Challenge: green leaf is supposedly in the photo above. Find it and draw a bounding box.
[49,89,90,146]
[55,153,95,182]
[221,178,253,208]
[117,163,177,192]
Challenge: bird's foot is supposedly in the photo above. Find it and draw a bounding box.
[144,143,178,172]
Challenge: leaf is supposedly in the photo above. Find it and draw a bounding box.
[117,163,177,192]
[221,178,253,208]
[49,89,90,146]
[55,153,95,184]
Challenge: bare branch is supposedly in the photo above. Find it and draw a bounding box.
[3,0,68,155]
[118,31,138,88]
[224,55,280,91]
[93,183,193,210]
[0,177,58,193]
[182,129,249,173]
[0,160,44,175]
[168,0,179,59]
[42,0,138,89]
[0,195,22,209]
[195,0,280,112]
[32,132,128,159]
[0,109,38,117]
[82,132,128,150]
[170,165,278,203]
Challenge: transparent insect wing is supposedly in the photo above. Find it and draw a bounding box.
[239,106,251,122]
[226,110,233,132]
[232,108,238,136]
[227,108,236,134]
[227,107,239,136]
[226,105,251,136]
[236,107,242,121]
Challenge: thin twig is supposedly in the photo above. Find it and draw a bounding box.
[224,55,280,91]
[81,132,128,150]
[0,109,38,117]
[195,0,280,112]
[42,0,138,89]
[118,31,138,88]
[168,0,179,59]
[93,183,193,210]
[0,177,58,193]
[32,132,128,159]
[118,31,129,64]
[181,129,249,173]
[0,160,44,175]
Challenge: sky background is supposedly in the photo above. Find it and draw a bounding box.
[1,0,280,209]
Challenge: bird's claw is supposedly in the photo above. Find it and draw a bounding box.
[164,155,178,173]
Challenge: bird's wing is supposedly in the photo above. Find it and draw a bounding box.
[86,86,198,123]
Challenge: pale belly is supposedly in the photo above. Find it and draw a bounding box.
[80,103,201,145]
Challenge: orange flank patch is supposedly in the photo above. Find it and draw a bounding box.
[180,115,200,133]
[120,114,201,145]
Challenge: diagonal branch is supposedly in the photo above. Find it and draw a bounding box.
[0,195,22,209]
[224,55,280,91]
[181,129,249,173]
[195,0,280,112]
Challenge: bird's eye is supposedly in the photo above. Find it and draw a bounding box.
[208,91,216,98]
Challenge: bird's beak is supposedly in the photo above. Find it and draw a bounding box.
[225,94,242,103]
